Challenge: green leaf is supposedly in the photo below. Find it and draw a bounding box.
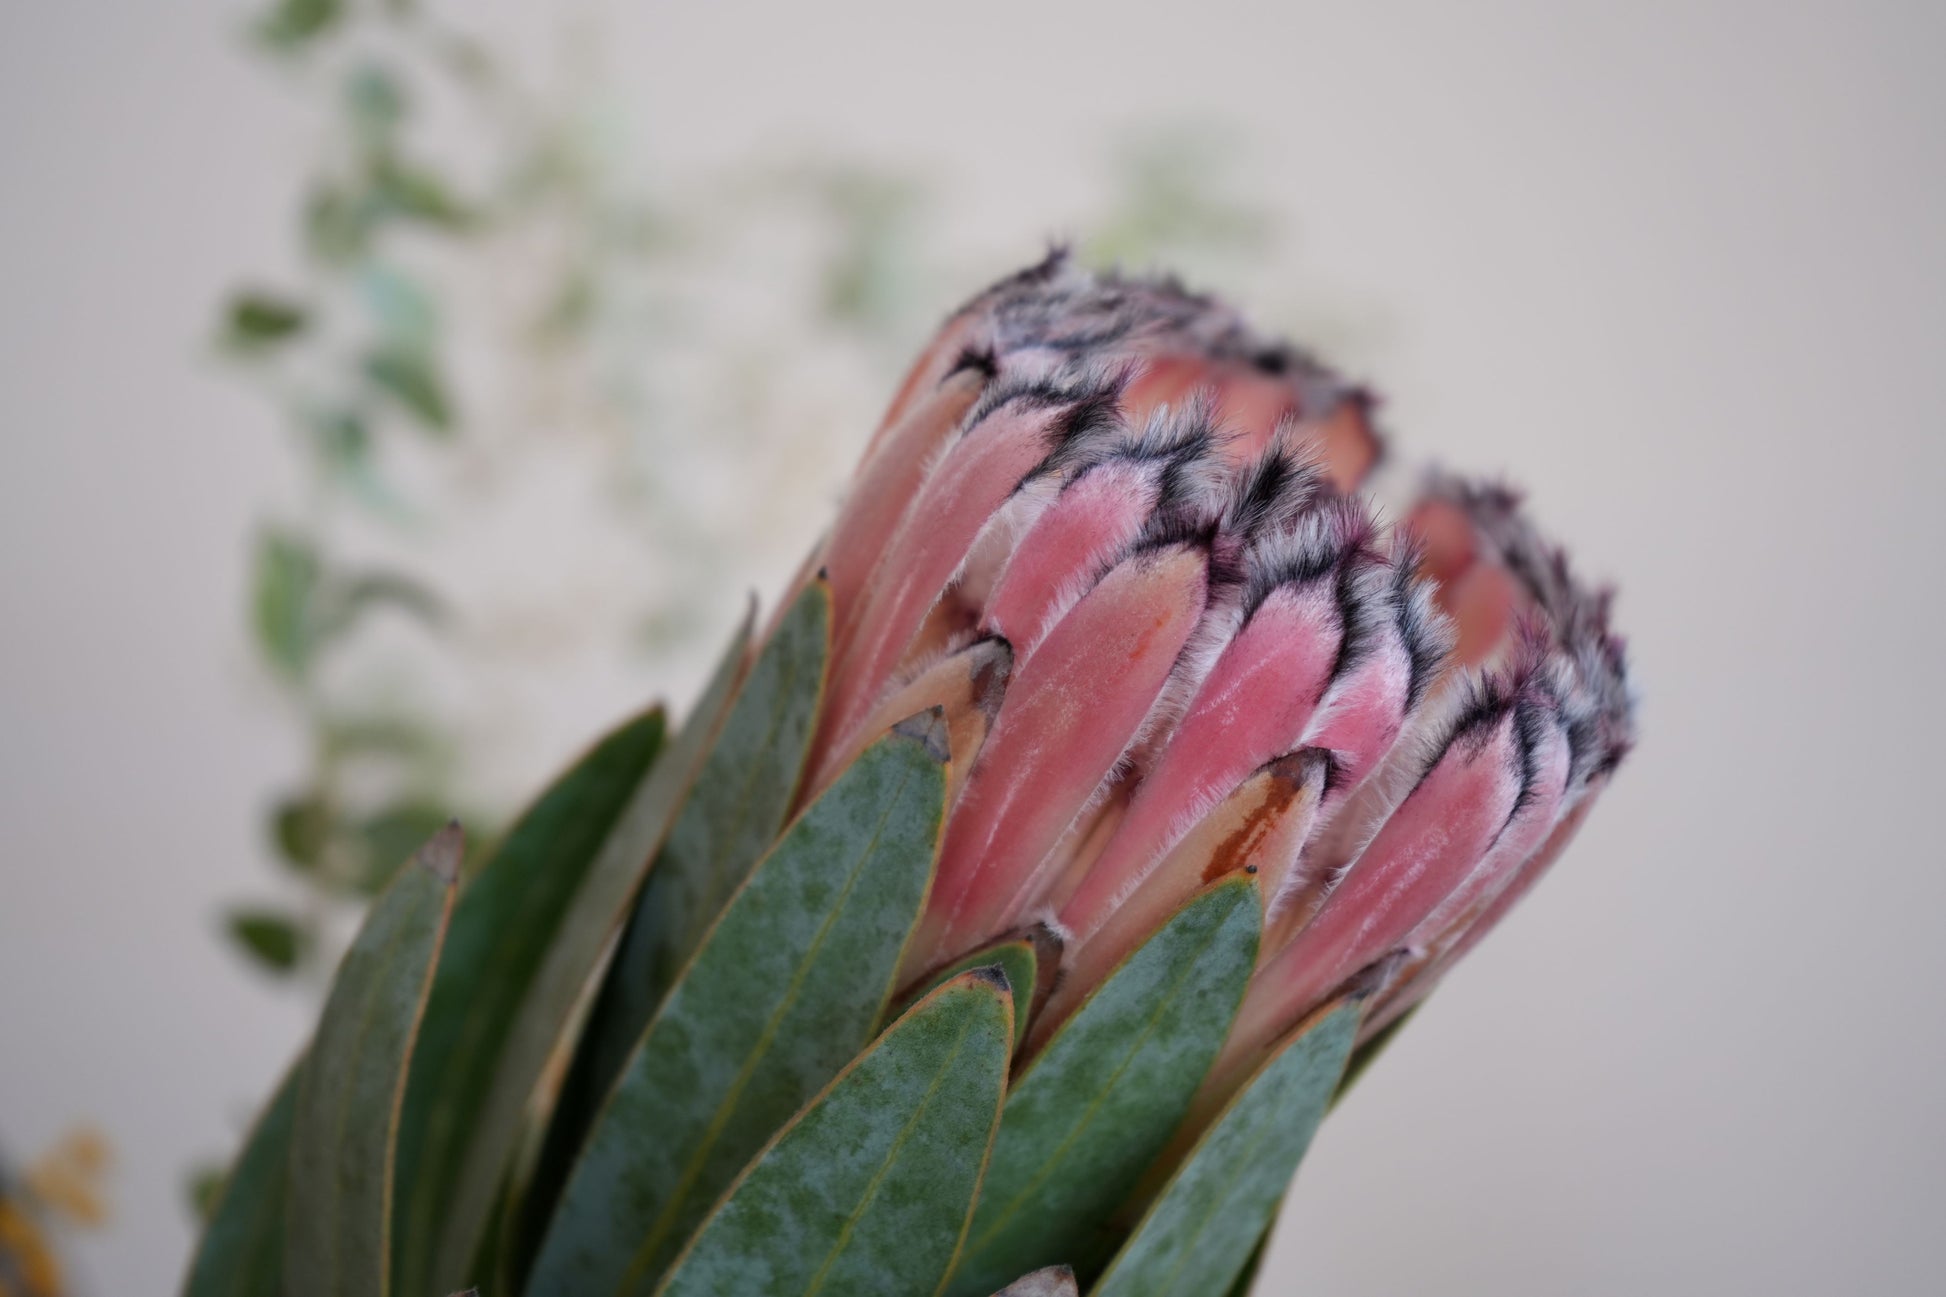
[271,792,331,872]
[251,529,323,679]
[364,345,453,433]
[304,184,374,264]
[254,0,343,51]
[945,877,1261,1295]
[1090,1002,1360,1297]
[388,707,665,1295]
[370,155,477,230]
[402,614,752,1296]
[286,826,461,1297]
[358,264,437,353]
[186,1162,227,1225]
[655,969,1013,1297]
[225,908,308,974]
[353,800,460,894]
[891,932,1046,1048]
[345,64,407,149]
[320,569,446,644]
[181,1065,297,1297]
[547,580,831,1170]
[528,710,951,1295]
[219,291,309,351]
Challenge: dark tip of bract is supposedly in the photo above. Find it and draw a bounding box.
[947,346,999,381]
[1342,947,1414,1004]
[417,820,465,885]
[891,704,952,763]
[970,635,1015,720]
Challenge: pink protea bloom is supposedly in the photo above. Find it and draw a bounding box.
[798,251,1634,1069]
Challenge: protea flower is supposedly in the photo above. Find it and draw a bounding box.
[185,253,1633,1297]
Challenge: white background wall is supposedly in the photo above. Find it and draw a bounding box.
[3,2,1942,1293]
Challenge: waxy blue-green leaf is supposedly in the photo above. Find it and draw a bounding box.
[390,706,668,1293]
[656,969,1013,1297]
[406,611,752,1294]
[891,930,1050,1047]
[286,826,460,1297]
[515,582,830,1280]
[528,711,951,1296]
[598,578,832,1069]
[945,876,1261,1296]
[181,1064,297,1297]
[1091,1002,1360,1297]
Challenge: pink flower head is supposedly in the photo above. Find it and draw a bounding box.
[796,252,1634,1057]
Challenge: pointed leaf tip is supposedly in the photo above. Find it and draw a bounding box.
[971,962,1013,996]
[972,636,1015,718]
[1344,947,1412,1003]
[415,820,464,884]
[893,704,953,762]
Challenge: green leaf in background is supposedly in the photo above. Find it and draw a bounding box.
[186,1162,228,1226]
[304,183,375,264]
[286,825,460,1297]
[271,792,331,873]
[364,344,454,433]
[572,579,831,1119]
[656,968,1013,1297]
[181,1064,298,1297]
[891,931,1048,1048]
[254,0,344,52]
[415,612,753,1295]
[358,264,438,353]
[219,291,309,352]
[224,907,309,974]
[990,1265,1079,1297]
[1090,1002,1360,1297]
[252,529,323,679]
[946,876,1261,1295]
[326,569,446,640]
[345,63,408,151]
[370,155,477,230]
[386,706,666,1295]
[528,709,950,1296]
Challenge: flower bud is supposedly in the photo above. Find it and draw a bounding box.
[796,252,1632,1059]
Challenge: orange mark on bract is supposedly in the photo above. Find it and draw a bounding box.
[1203,771,1310,882]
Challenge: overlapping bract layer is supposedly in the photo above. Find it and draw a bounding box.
[803,252,1634,1071]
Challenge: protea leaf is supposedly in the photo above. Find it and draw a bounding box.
[890,928,1053,1047]
[402,604,753,1294]
[389,702,670,1295]
[536,580,829,1202]
[181,1065,297,1297]
[946,875,1261,1295]
[654,968,1013,1297]
[526,709,951,1295]
[286,825,461,1297]
[1090,1001,1359,1297]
